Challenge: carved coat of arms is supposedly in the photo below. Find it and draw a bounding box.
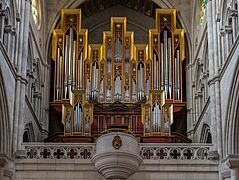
[112,135,122,149]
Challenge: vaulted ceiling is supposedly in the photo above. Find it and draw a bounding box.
[78,0,160,19]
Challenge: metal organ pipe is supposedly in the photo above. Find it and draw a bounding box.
[56,47,60,100]
[175,49,180,100]
[153,53,158,90]
[95,64,99,100]
[138,63,144,100]
[163,31,168,98]
[78,51,83,89]
[68,28,74,94]
[72,41,76,89]
[115,37,122,63]
[168,38,172,99]
[100,79,104,101]
[138,65,141,100]
[64,35,70,98]
[74,105,77,131]
[78,103,82,132]
[152,106,155,132]
[59,56,62,99]
[160,43,164,90]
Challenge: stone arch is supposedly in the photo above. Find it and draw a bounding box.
[23,123,35,142]
[224,56,239,156]
[0,65,11,156]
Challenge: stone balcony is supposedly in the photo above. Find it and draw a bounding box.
[15,142,219,180]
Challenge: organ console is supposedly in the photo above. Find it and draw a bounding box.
[50,8,189,143]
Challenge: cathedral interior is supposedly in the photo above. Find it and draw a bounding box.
[0,0,239,179]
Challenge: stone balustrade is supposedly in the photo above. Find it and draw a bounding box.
[22,143,95,159]
[139,143,211,160]
[22,142,212,161]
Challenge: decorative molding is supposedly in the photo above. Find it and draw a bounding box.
[187,97,210,136]
[220,34,239,79]
[0,40,17,79]
[25,95,43,132]
[140,143,211,160]
[22,143,95,159]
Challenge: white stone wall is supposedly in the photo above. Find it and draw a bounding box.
[15,158,218,180]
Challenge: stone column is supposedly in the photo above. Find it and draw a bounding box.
[207,0,218,156]
[213,0,223,158]
[12,0,26,155]
[17,0,31,150]
[186,64,193,137]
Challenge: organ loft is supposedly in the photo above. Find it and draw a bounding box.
[48,8,190,143]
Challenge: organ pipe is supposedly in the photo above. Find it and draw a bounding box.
[168,38,172,99]
[68,28,74,93]
[175,49,180,100]
[56,47,60,100]
[160,43,164,90]
[72,41,76,89]
[64,35,69,98]
[163,30,168,99]
[78,51,83,89]
[153,53,158,90]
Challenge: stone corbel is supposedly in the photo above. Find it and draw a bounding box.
[11,27,16,36]
[225,24,233,34]
[220,29,226,37]
[230,9,238,17]
[0,9,6,17]
[33,58,37,66]
[216,13,221,22]
[4,24,11,33]
[0,154,15,179]
[225,154,239,169]
[16,12,20,22]
[192,81,195,88]
[208,150,219,160]
[224,154,239,179]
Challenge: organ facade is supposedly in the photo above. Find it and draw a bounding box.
[50,8,188,143]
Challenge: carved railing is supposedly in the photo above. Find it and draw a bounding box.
[139,143,211,160]
[22,143,95,159]
[22,143,212,161]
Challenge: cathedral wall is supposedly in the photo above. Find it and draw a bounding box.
[15,159,218,180]
[24,101,43,142]
[0,44,16,145]
[220,41,239,139]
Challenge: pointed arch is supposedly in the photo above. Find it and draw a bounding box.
[224,57,239,156]
[0,65,11,156]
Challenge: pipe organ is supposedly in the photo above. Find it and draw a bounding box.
[51,9,187,143]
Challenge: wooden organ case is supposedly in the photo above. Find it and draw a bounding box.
[49,9,190,143]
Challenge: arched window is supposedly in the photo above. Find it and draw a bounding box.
[200,0,207,25]
[31,0,41,28]
[196,0,207,30]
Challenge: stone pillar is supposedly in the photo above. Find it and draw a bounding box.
[185,64,193,138]
[212,0,223,158]
[207,0,217,156]
[12,0,26,155]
